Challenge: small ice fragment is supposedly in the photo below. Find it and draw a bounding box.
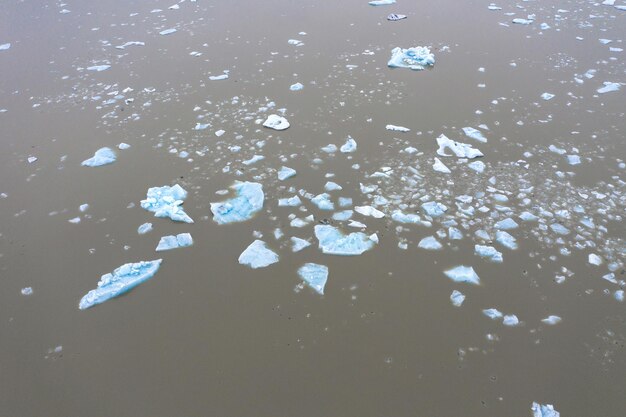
[387,13,407,21]
[495,231,518,250]
[312,193,334,210]
[355,205,385,218]
[314,224,376,256]
[325,181,343,192]
[278,195,302,207]
[531,402,560,417]
[567,155,581,165]
[433,157,451,173]
[137,222,153,234]
[0,43,11,50]
[388,46,435,71]
[27,156,38,163]
[615,290,625,302]
[86,65,111,72]
[118,142,131,150]
[468,160,485,173]
[340,136,357,153]
[445,266,480,285]
[194,123,210,130]
[159,28,177,35]
[79,260,162,309]
[156,233,193,251]
[141,184,194,223]
[448,227,463,240]
[483,308,503,320]
[21,287,33,296]
[418,236,442,250]
[79,204,89,212]
[290,82,304,91]
[291,237,311,252]
[298,263,328,295]
[81,147,116,167]
[512,18,534,25]
[542,316,562,325]
[421,201,447,218]
[339,197,353,207]
[242,155,264,165]
[548,144,567,155]
[369,0,396,5]
[321,144,337,153]
[519,211,538,222]
[211,182,264,224]
[238,240,279,269]
[391,211,421,224]
[540,23,551,30]
[263,114,290,130]
[386,124,410,132]
[488,5,502,10]
[348,220,366,228]
[549,223,570,235]
[437,134,484,158]
[278,166,297,181]
[68,217,81,224]
[462,127,487,143]
[588,254,602,265]
[503,315,519,326]
[209,74,228,81]
[287,39,304,46]
[215,129,225,137]
[450,290,465,307]
[474,245,503,262]
[597,82,621,94]
[332,210,353,221]
[495,218,518,230]
[115,41,145,50]
[541,93,555,100]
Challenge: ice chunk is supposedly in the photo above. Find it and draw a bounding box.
[290,82,304,91]
[116,41,145,50]
[436,134,483,159]
[339,197,353,207]
[450,290,465,307]
[242,155,264,165]
[548,144,566,155]
[21,287,33,296]
[388,46,435,71]
[392,210,421,224]
[211,182,264,224]
[321,144,337,153]
[445,266,480,285]
[79,259,162,309]
[549,223,570,235]
[332,210,353,221]
[118,142,131,150]
[291,237,311,252]
[0,43,11,51]
[387,14,407,21]
[615,290,625,302]
[512,18,534,25]
[81,147,116,167]
[448,227,463,240]
[519,211,538,222]
[277,166,297,181]
[325,181,343,192]
[298,263,328,295]
[314,224,376,256]
[421,201,447,218]
[462,127,487,143]
[468,160,485,173]
[495,218,519,230]
[597,82,621,94]
[433,157,451,173]
[137,222,153,234]
[369,0,396,5]
[238,240,279,269]
[311,193,334,210]
[541,93,555,100]
[475,245,503,262]
[27,156,38,163]
[386,124,410,132]
[588,254,602,265]
[567,155,581,165]
[156,233,193,251]
[495,231,518,250]
[141,184,194,223]
[86,65,111,72]
[278,195,302,207]
[531,402,560,417]
[209,74,228,81]
[340,136,357,153]
[503,315,519,326]
[355,205,385,218]
[483,308,503,320]
[159,28,177,35]
[263,114,290,130]
[418,236,442,250]
[542,316,562,325]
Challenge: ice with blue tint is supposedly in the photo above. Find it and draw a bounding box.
[340,136,357,153]
[298,263,328,295]
[468,160,485,173]
[314,225,376,256]
[567,155,581,165]
[495,218,519,230]
[156,233,193,251]
[541,93,555,100]
[211,182,264,224]
[141,184,194,223]
[615,290,624,302]
[79,259,162,310]
[311,193,334,210]
[550,223,570,235]
[512,18,534,24]
[291,237,311,252]
[531,402,560,417]
[81,147,116,167]
[369,0,395,5]
[503,315,520,326]
[278,195,302,207]
[278,166,296,181]
[333,210,353,221]
[87,65,111,72]
[462,127,488,143]
[419,236,442,250]
[242,155,264,165]
[448,227,463,240]
[445,266,480,285]
[495,231,518,250]
[433,157,451,174]
[483,308,503,320]
[290,82,304,91]
[597,82,621,94]
[325,181,343,192]
[475,245,503,262]
[238,240,279,269]
[263,114,290,130]
[519,211,538,222]
[0,43,11,50]
[392,210,421,224]
[388,46,435,71]
[338,197,353,208]
[355,205,385,218]
[159,28,177,35]
[450,290,465,307]
[542,316,562,325]
[321,144,337,153]
[137,222,153,234]
[387,14,407,21]
[421,201,448,218]
[436,134,483,159]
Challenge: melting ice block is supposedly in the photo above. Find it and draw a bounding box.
[494,218,519,230]
[483,308,503,320]
[391,210,422,224]
[291,237,311,252]
[141,184,194,223]
[542,315,562,325]
[462,127,488,143]
[444,266,480,285]
[419,236,442,250]
[238,240,279,269]
[79,259,162,309]
[387,14,407,21]
[0,43,11,50]
[340,136,357,153]
[211,182,264,224]
[312,193,334,210]
[81,147,116,167]
[496,231,518,250]
[531,403,560,417]
[475,245,503,262]
[298,263,328,295]
[263,114,290,130]
[388,46,435,71]
[159,28,177,35]
[450,290,465,307]
[314,225,376,256]
[278,166,297,181]
[290,82,304,91]
[355,205,385,218]
[436,134,484,159]
[156,233,193,251]
[137,222,153,234]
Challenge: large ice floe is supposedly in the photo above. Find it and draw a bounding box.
[81,147,117,167]
[314,225,376,256]
[141,184,193,223]
[79,260,162,309]
[436,134,484,159]
[387,46,435,71]
[298,263,328,295]
[531,402,560,417]
[263,114,290,130]
[210,182,264,224]
[238,240,279,269]
[444,266,481,285]
[156,233,193,251]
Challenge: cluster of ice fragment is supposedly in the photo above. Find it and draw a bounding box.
[387,47,435,71]
[156,233,193,251]
[211,182,264,224]
[314,225,376,256]
[141,184,193,223]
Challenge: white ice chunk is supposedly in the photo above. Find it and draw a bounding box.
[238,240,279,269]
[483,308,503,320]
[141,184,193,223]
[21,287,33,296]
[495,231,518,250]
[392,210,422,224]
[211,182,264,224]
[418,236,442,250]
[503,315,519,326]
[278,195,302,207]
[369,0,396,5]
[495,218,518,230]
[86,65,111,72]
[388,46,435,71]
[291,237,311,252]
[314,224,376,256]
[512,18,534,24]
[118,142,131,150]
[209,74,228,81]
[567,155,581,165]
[421,201,448,218]
[597,82,621,94]
[433,157,451,173]
[325,181,343,192]
[436,134,483,159]
[332,210,353,221]
[312,193,334,210]
[450,290,465,307]
[81,147,116,167]
[541,93,555,100]
[355,205,385,218]
[445,266,480,285]
[340,136,358,153]
[531,402,560,417]
[475,245,503,262]
[156,233,193,251]
[298,263,328,295]
[263,114,290,130]
[0,43,11,51]
[277,166,297,181]
[387,14,407,21]
[137,222,153,234]
[159,28,177,35]
[386,124,410,132]
[290,82,304,91]
[542,316,562,325]
[550,223,570,235]
[588,254,602,265]
[468,160,485,173]
[462,127,487,143]
[242,155,264,165]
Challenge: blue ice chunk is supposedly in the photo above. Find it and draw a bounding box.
[468,160,485,173]
[340,136,357,153]
[503,315,519,326]
[238,240,279,269]
[494,218,519,230]
[445,266,480,285]
[159,28,177,35]
[512,18,534,25]
[311,193,334,210]
[333,210,353,221]
[495,231,518,250]
[542,315,562,325]
[156,233,193,251]
[369,0,395,5]
[597,82,621,94]
[392,210,421,224]
[388,46,435,71]
[550,223,570,235]
[291,237,311,252]
[290,82,304,91]
[462,127,488,143]
[437,134,484,158]
[278,195,302,207]
[448,227,463,240]
[475,245,503,262]
[211,181,264,224]
[519,211,538,222]
[338,197,353,207]
[615,290,624,302]
[79,259,162,309]
[278,166,297,181]
[421,201,448,218]
[263,114,290,130]
[81,147,116,167]
[531,402,560,417]
[242,155,264,165]
[433,157,451,173]
[541,93,555,100]
[87,65,111,72]
[483,308,503,320]
[325,181,343,192]
[567,155,581,165]
[298,263,328,295]
[321,144,337,153]
[314,224,376,256]
[0,43,11,50]
[450,290,465,307]
[137,222,153,234]
[418,236,442,250]
[141,184,194,223]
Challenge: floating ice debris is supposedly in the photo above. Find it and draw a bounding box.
[339,197,353,207]
[450,290,465,307]
[567,155,581,165]
[86,65,111,72]
[141,184,193,223]
[483,308,503,320]
[519,212,538,222]
[0,43,11,50]
[462,127,488,143]
[340,136,357,153]
[291,237,311,252]
[540,23,551,30]
[211,182,264,224]
[291,215,314,228]
[475,245,503,263]
[541,93,555,100]
[290,82,304,91]
[137,222,153,234]
[436,134,484,159]
[215,129,225,137]
[418,236,442,250]
[68,217,81,224]
[369,0,396,5]
[263,114,290,130]
[332,210,353,221]
[388,46,435,71]
[81,147,116,167]
[287,39,304,46]
[445,266,480,285]
[503,315,519,326]
[156,233,193,251]
[116,41,145,50]
[468,161,485,173]
[79,204,89,212]
[588,254,602,266]
[27,156,38,163]
[512,18,534,25]
[118,142,131,150]
[314,225,376,256]
[298,263,328,295]
[615,290,625,302]
[602,0,616,4]
[278,166,297,181]
[449,227,463,240]
[387,13,407,21]
[549,223,570,235]
[209,74,228,81]
[392,210,421,224]
[495,231,517,250]
[488,4,502,10]
[278,195,302,207]
[421,201,447,218]
[312,193,334,210]
[238,240,279,269]
[433,157,451,174]
[194,123,210,130]
[321,144,337,153]
[531,402,560,417]
[79,260,162,310]
[355,205,385,218]
[597,82,621,94]
[548,144,566,155]
[242,155,265,165]
[325,181,343,192]
[21,287,33,296]
[494,218,519,230]
[159,28,177,35]
[386,124,410,132]
[542,316,562,325]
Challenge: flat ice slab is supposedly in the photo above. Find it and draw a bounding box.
[436,134,483,159]
[278,166,297,181]
[263,114,290,130]
[531,402,560,417]
[369,0,396,5]
[340,137,357,153]
[238,240,279,269]
[141,184,194,223]
[314,224,376,256]
[79,259,162,309]
[298,263,328,294]
[462,127,488,143]
[211,182,264,224]
[81,147,116,167]
[156,233,193,251]
[444,266,480,285]
[386,124,410,132]
[388,46,435,71]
